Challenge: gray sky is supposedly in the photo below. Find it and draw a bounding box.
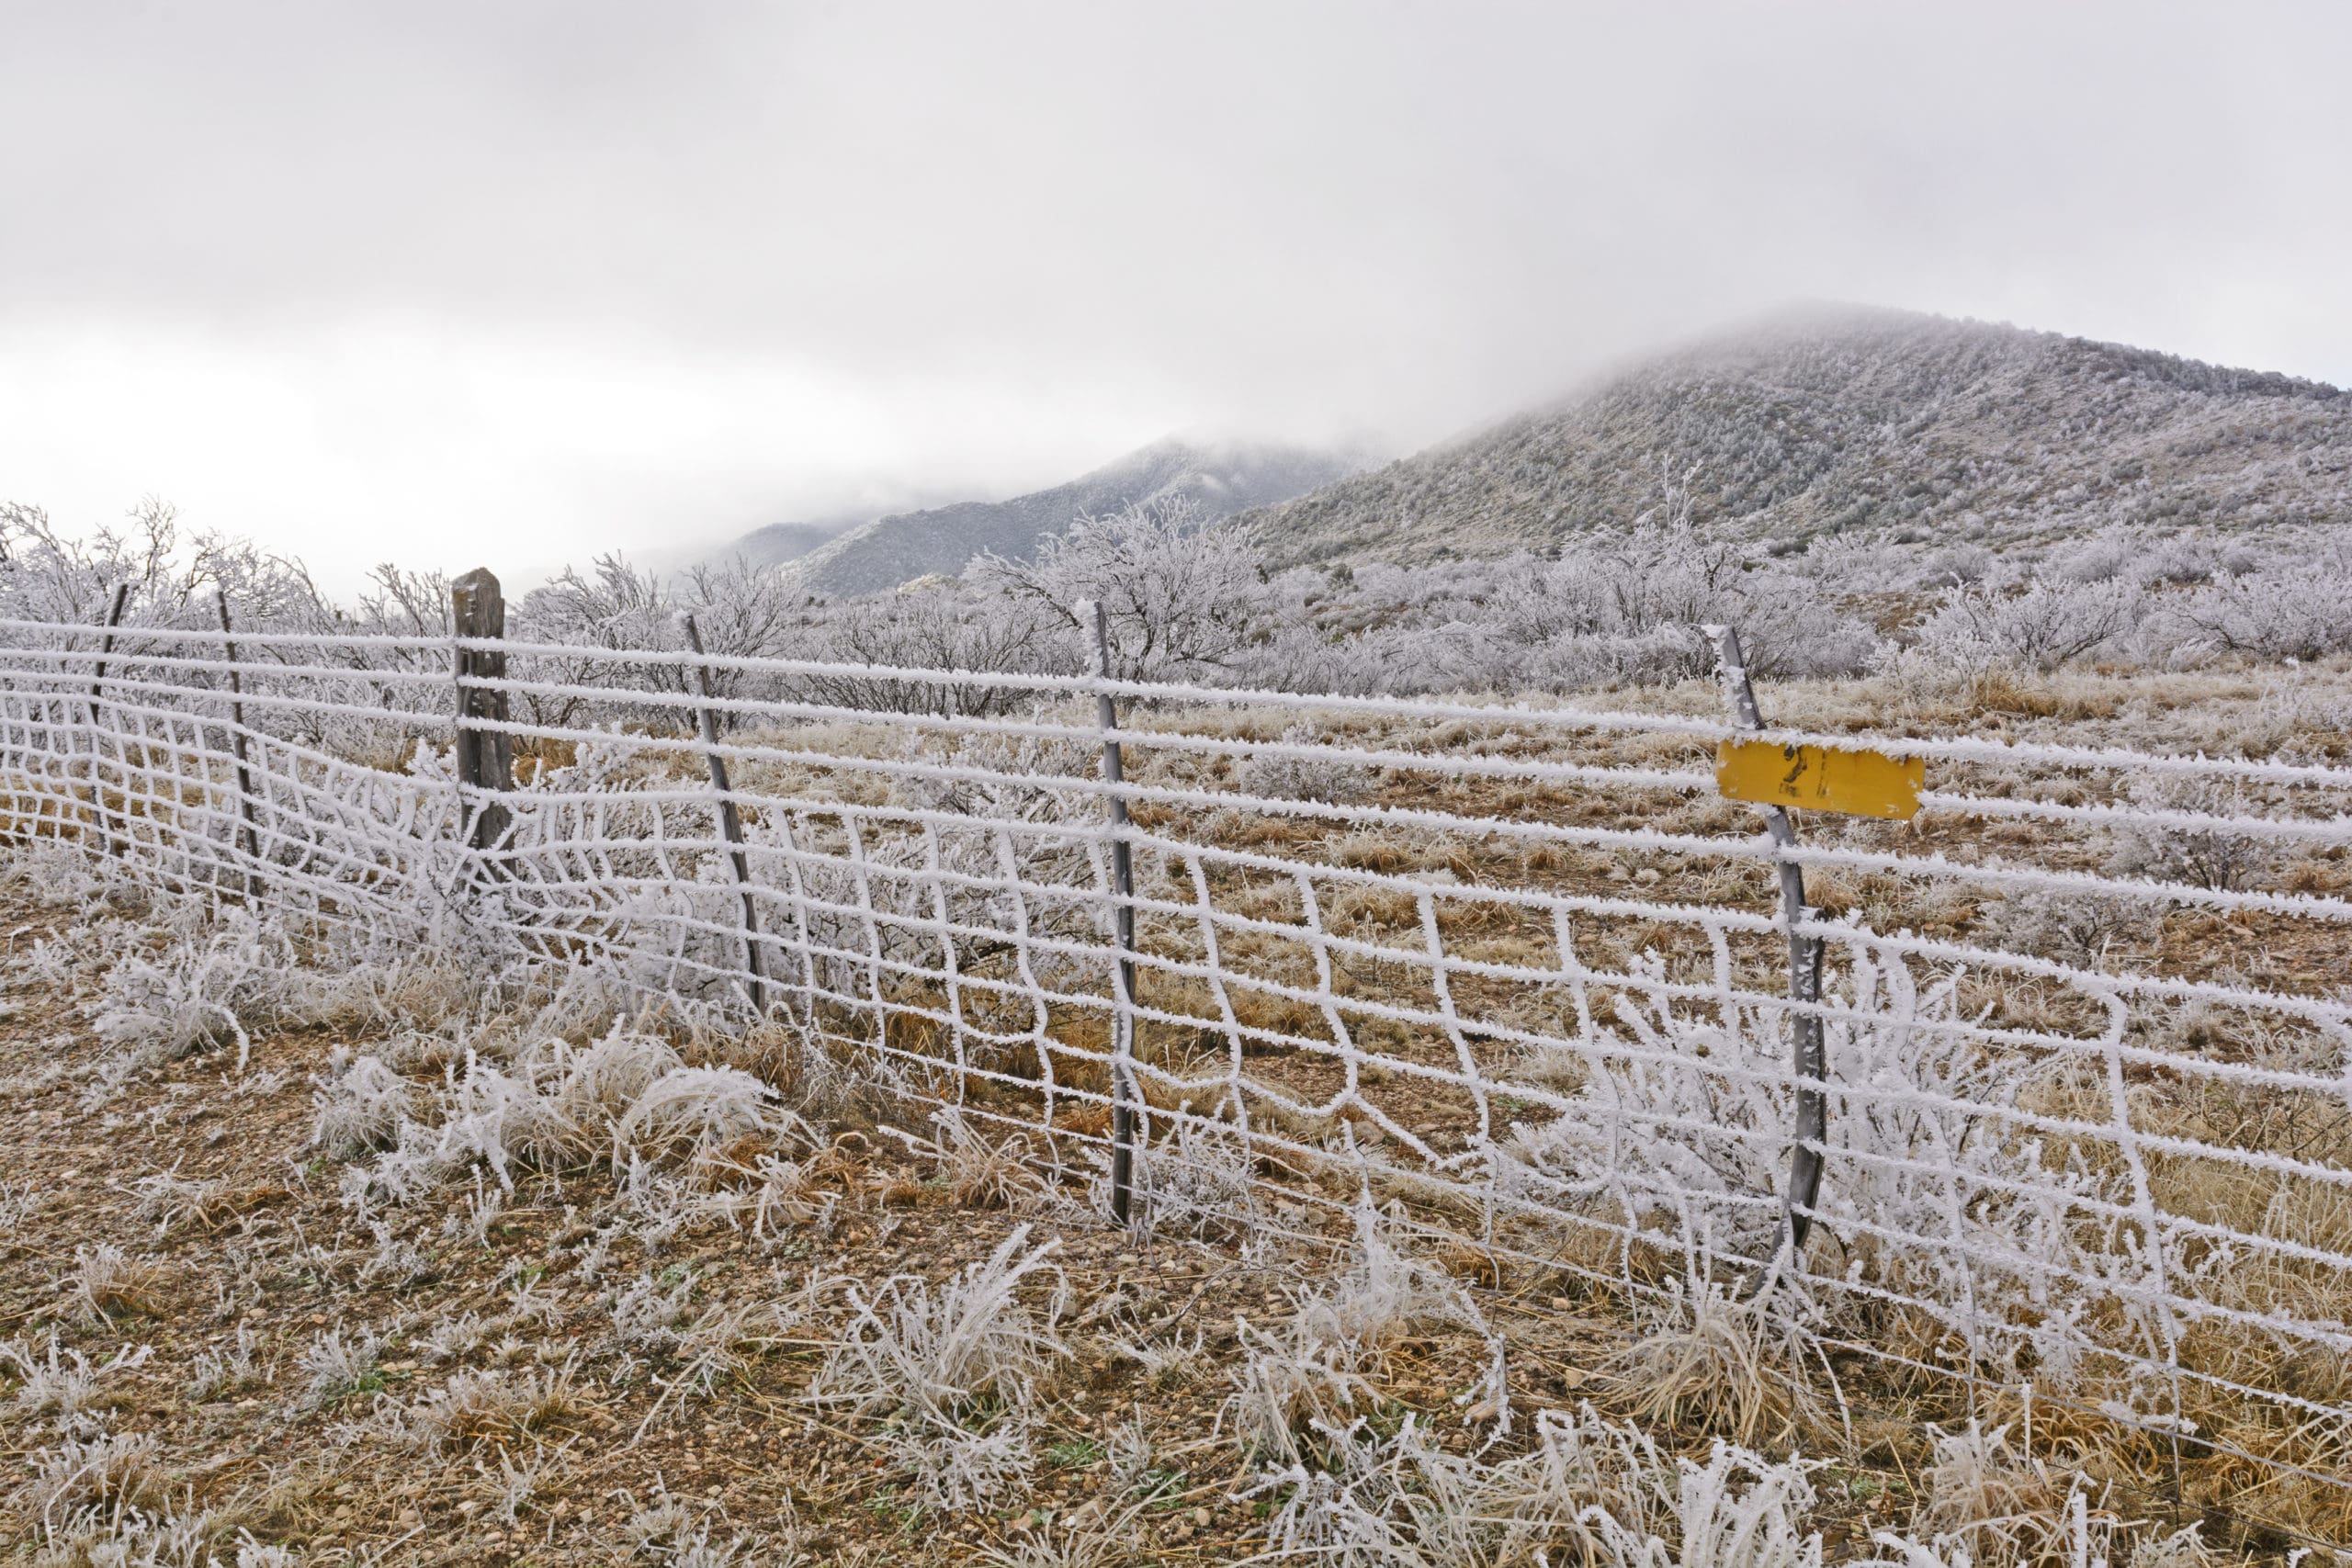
[6,1,2348,590]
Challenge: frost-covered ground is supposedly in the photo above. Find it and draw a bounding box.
[0,829,2322,1567]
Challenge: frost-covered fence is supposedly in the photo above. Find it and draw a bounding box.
[1,604,2349,1522]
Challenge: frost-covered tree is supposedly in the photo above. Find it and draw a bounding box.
[972,497,1270,682]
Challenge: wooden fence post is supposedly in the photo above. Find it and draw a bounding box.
[211,590,264,882]
[1705,624,1826,1290]
[1080,598,1140,1225]
[680,613,767,1015]
[450,569,514,865]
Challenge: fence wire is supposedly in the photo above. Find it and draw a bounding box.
[3,614,2350,1530]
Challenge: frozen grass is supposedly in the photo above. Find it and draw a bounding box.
[309,1051,413,1158]
[295,1325,381,1410]
[389,1360,585,1454]
[1222,1205,1493,1466]
[23,1429,164,1529]
[93,909,288,1071]
[1602,1281,1831,1451]
[919,1106,1041,1211]
[183,1327,265,1403]
[807,1225,1071,1509]
[0,1336,153,1436]
[70,1243,165,1323]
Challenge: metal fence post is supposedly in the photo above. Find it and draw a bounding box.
[211,589,264,883]
[450,569,514,869]
[1705,624,1826,1287]
[83,583,130,858]
[1080,598,1140,1225]
[680,613,767,1015]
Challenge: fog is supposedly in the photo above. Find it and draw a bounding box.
[6,1,2346,588]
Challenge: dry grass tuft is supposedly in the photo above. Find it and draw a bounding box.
[69,1243,165,1322]
[1601,1282,1826,1450]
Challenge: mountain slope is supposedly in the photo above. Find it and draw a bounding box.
[724,513,864,571]
[782,436,1373,597]
[1239,306,2352,566]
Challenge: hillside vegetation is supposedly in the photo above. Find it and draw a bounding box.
[1239,306,2352,566]
[783,436,1370,597]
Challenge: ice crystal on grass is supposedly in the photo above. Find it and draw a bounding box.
[26,1429,164,1525]
[184,1328,263,1403]
[920,1106,1040,1211]
[309,1052,413,1158]
[295,1325,381,1409]
[1581,1439,1828,1568]
[1,1336,153,1435]
[1248,1404,1675,1568]
[391,1360,583,1454]
[72,1244,164,1322]
[612,1065,794,1168]
[1222,1205,1491,1466]
[807,1224,1070,1508]
[95,909,289,1071]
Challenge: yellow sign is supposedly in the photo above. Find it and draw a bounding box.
[1716,739,1924,820]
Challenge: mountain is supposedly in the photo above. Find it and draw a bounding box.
[1238,305,2352,566]
[709,508,873,573]
[778,436,1375,598]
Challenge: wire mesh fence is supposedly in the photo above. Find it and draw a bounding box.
[3,602,2349,1533]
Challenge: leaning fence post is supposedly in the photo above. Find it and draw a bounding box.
[450,569,515,871]
[83,582,130,858]
[1078,598,1141,1225]
[1704,624,1826,1290]
[211,590,264,885]
[680,613,767,1015]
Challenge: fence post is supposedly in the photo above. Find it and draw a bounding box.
[1704,624,1826,1288]
[680,613,767,1015]
[450,569,514,868]
[1079,599,1140,1225]
[211,589,264,884]
[83,582,130,858]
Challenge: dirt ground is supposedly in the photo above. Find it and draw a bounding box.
[0,878,1586,1566]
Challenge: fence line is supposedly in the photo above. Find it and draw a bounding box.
[2,589,2350,1535]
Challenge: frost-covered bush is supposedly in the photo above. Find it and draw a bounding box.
[1909,579,2143,671]
[1234,724,1374,806]
[1506,940,2122,1380]
[2156,537,2352,661]
[2103,777,2278,892]
[973,496,1272,682]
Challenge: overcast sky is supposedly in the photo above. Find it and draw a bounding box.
[6,1,2348,590]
